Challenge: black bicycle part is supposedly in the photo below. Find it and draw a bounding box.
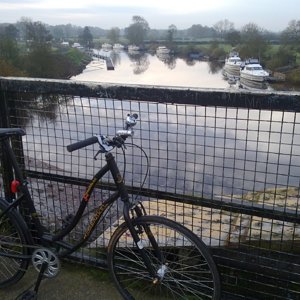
[16,290,37,300]
[66,136,99,152]
[1,137,44,238]
[108,215,221,300]
[0,198,31,288]
[17,260,48,300]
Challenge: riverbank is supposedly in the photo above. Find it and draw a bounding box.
[0,47,91,79]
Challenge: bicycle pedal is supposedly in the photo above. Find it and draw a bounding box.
[32,248,61,278]
[16,290,37,300]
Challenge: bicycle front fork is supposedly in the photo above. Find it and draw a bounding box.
[123,202,164,283]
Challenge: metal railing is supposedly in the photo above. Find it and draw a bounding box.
[1,77,300,299]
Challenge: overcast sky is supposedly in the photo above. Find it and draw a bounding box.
[0,0,298,31]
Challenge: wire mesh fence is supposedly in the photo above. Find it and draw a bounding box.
[0,77,300,299]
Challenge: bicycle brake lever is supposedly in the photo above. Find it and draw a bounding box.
[93,150,102,160]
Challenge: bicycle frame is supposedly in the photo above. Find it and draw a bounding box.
[1,135,159,278]
[1,136,126,249]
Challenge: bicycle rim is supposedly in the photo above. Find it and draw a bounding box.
[108,215,221,300]
[0,200,30,287]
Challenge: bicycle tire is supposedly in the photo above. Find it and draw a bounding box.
[108,215,221,300]
[0,198,30,287]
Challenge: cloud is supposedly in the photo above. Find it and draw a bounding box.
[0,0,234,13]
[0,0,297,31]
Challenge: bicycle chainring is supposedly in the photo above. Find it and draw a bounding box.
[32,248,60,278]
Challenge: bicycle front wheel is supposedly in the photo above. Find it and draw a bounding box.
[108,215,221,300]
[0,198,30,287]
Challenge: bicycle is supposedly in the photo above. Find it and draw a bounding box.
[0,113,221,299]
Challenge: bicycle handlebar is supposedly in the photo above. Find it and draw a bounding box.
[66,113,138,153]
[67,136,98,152]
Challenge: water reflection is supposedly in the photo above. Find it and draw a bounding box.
[239,78,269,90]
[73,51,228,89]
[207,61,223,74]
[184,59,196,67]
[110,50,121,67]
[156,53,176,70]
[14,94,68,127]
[127,52,150,75]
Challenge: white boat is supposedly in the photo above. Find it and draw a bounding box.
[128,45,140,52]
[72,42,83,49]
[223,51,243,77]
[240,59,269,82]
[156,46,170,54]
[102,43,112,50]
[113,43,124,50]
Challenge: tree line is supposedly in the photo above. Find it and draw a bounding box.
[0,16,289,44]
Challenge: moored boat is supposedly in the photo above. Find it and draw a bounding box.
[102,43,112,50]
[223,51,243,78]
[240,59,269,82]
[113,43,124,50]
[128,45,140,52]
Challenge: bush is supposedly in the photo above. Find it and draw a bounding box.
[0,60,26,76]
[266,46,296,70]
[210,47,226,60]
[65,48,86,66]
[286,67,300,85]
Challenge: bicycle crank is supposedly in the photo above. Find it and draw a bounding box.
[32,248,61,278]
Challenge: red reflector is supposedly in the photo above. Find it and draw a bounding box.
[11,180,21,193]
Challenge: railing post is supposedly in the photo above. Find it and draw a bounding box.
[0,89,15,200]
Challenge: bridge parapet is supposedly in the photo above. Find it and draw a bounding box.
[0,77,299,299]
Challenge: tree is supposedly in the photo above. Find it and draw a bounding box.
[239,23,268,59]
[52,26,65,41]
[0,37,19,62]
[225,30,241,46]
[18,19,55,77]
[4,24,18,40]
[187,24,216,39]
[24,20,52,46]
[281,20,300,46]
[126,16,150,45]
[107,27,120,44]
[213,19,234,39]
[209,41,226,60]
[25,46,55,78]
[267,46,296,69]
[79,26,93,48]
[167,24,177,44]
[0,25,19,66]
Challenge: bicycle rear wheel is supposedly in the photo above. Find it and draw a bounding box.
[108,215,221,300]
[0,198,30,287]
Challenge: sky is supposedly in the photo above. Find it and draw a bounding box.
[0,0,299,31]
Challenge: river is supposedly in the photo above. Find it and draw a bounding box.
[72,49,228,89]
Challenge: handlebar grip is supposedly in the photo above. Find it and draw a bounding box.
[67,136,99,152]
